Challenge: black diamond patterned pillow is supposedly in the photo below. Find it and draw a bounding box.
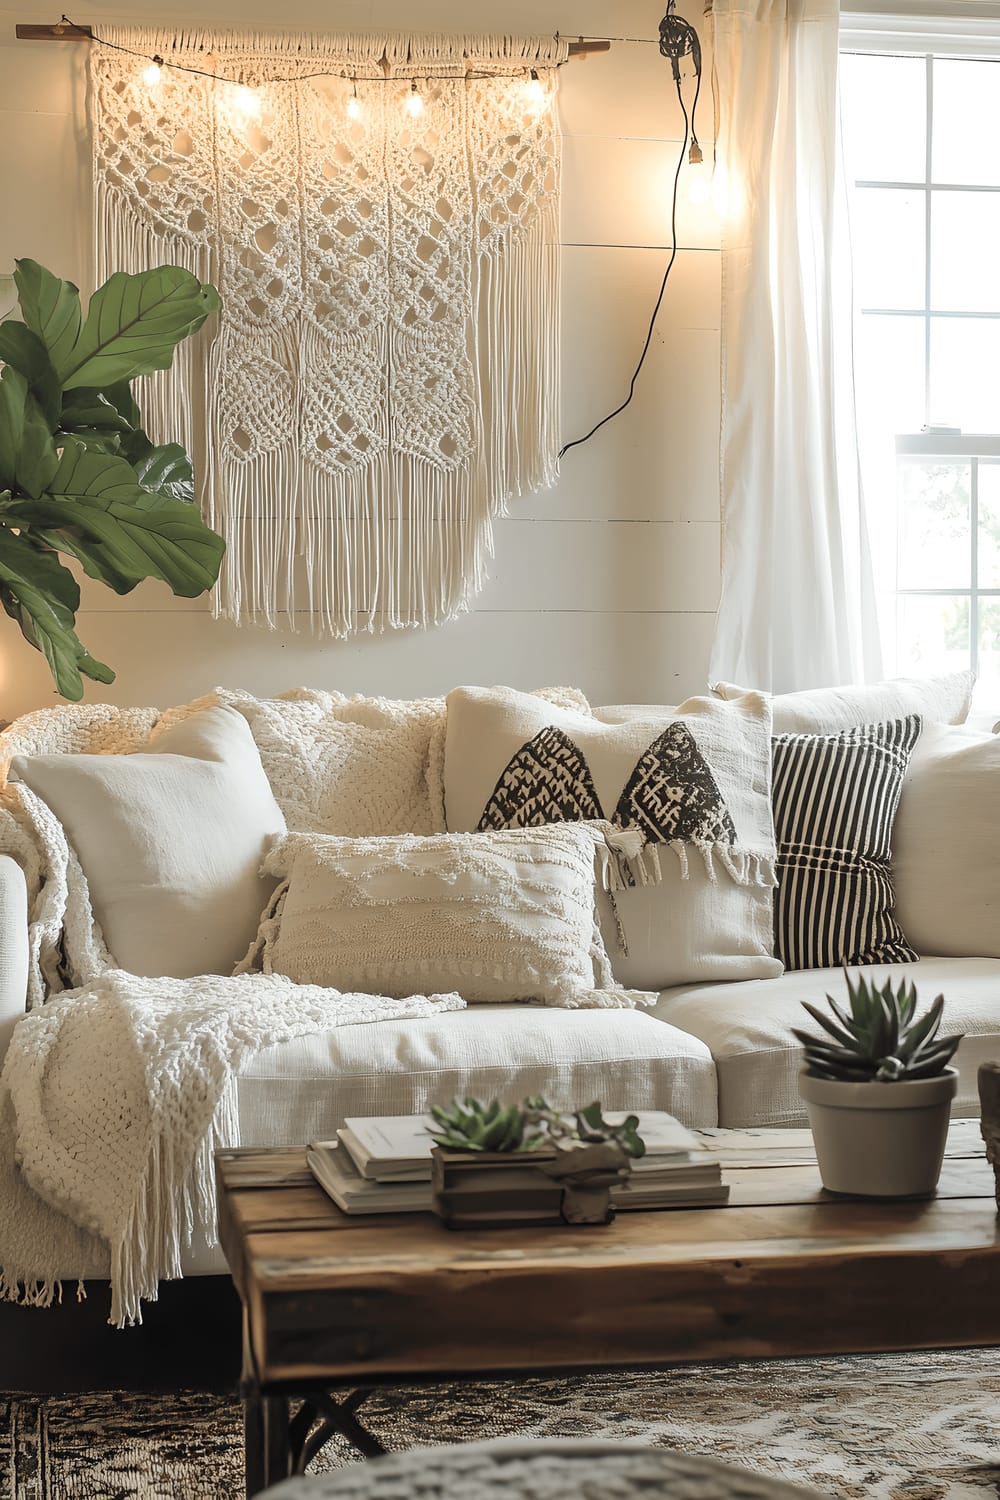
[771,715,921,971]
[443,684,783,991]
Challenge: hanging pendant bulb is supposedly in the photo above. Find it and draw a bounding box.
[346,79,361,120]
[686,136,710,204]
[142,55,164,87]
[405,80,424,118]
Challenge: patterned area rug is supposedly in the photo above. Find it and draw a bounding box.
[4,1349,1000,1500]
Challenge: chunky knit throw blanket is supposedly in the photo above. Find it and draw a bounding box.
[0,691,471,1325]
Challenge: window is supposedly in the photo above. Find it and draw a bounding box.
[839,41,1000,699]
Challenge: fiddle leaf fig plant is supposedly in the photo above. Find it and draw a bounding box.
[0,257,225,700]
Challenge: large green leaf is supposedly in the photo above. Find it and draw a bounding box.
[14,259,82,380]
[133,442,195,504]
[0,528,113,700]
[60,390,136,434]
[0,368,59,500]
[3,442,225,596]
[55,267,222,391]
[0,321,61,426]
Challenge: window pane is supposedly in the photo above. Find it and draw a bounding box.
[978,463,1000,587]
[856,314,925,437]
[841,54,926,183]
[895,594,970,676]
[929,318,1000,430]
[853,188,925,310]
[931,191,1000,312]
[897,461,971,589]
[932,59,1000,186]
[979,598,1000,701]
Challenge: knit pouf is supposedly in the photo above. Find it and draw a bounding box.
[260,1438,826,1499]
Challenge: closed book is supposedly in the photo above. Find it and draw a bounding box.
[307,1141,431,1214]
[338,1109,708,1184]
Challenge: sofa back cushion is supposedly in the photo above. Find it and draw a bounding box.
[9,706,286,979]
[893,722,1000,958]
[443,685,782,992]
[713,670,974,734]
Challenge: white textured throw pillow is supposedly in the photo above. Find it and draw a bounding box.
[252,825,654,1009]
[444,686,781,992]
[712,670,974,734]
[892,721,1000,958]
[9,706,286,979]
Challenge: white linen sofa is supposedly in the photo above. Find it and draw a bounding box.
[0,676,996,1283]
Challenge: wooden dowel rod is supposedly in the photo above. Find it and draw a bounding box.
[16,22,93,39]
[15,22,611,58]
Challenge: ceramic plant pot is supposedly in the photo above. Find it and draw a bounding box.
[799,1066,958,1198]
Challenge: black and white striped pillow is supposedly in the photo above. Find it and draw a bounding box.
[772,715,921,971]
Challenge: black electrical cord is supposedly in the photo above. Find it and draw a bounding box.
[559,74,691,462]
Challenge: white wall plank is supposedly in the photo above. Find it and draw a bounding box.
[561,134,720,251]
[0,606,717,720]
[479,520,720,612]
[560,29,712,146]
[0,110,89,278]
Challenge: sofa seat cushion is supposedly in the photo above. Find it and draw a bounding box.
[654,957,1000,1127]
[171,1006,714,1275]
[236,1004,718,1143]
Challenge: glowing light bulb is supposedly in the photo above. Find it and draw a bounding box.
[346,83,361,121]
[142,57,163,86]
[687,160,711,206]
[405,81,424,118]
[229,83,262,122]
[525,69,546,111]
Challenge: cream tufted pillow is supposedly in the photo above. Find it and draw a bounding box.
[248,825,655,1010]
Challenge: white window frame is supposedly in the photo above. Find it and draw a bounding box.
[839,8,1000,682]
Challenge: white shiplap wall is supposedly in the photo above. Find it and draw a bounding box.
[0,0,721,717]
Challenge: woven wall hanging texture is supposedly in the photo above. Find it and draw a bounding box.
[90,29,565,634]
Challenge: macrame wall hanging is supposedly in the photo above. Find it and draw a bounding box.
[90,29,565,634]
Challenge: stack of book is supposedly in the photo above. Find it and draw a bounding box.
[307,1111,729,1215]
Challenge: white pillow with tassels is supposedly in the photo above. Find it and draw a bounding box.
[443,685,782,992]
[246,823,656,1010]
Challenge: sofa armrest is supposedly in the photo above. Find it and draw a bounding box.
[0,854,28,1065]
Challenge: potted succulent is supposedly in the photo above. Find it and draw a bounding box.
[793,972,963,1198]
[429,1096,645,1228]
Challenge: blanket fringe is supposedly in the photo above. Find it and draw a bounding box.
[111,1079,240,1327]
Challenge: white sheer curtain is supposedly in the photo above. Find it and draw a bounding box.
[708,0,883,692]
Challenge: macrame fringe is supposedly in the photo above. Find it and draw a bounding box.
[477,216,561,515]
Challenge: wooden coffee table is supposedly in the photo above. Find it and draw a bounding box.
[215,1122,1000,1497]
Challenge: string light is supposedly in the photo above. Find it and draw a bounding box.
[58,15,707,95]
[142,54,163,86]
[404,81,424,118]
[346,79,361,120]
[525,68,546,110]
[227,81,262,122]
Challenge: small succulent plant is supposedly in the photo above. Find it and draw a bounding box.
[792,971,963,1083]
[429,1096,646,1157]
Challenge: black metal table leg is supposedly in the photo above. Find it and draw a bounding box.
[244,1387,291,1498]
